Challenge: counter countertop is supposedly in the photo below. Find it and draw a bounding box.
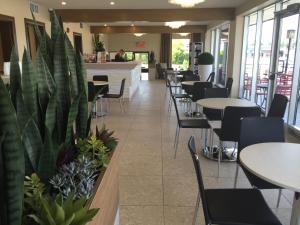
[85,62,141,70]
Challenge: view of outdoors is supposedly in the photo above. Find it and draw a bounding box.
[241,1,300,129]
[217,28,229,86]
[172,39,190,70]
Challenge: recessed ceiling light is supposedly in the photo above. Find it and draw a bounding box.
[165,21,186,29]
[169,0,205,7]
[61,1,67,5]
[134,33,145,37]
[110,1,115,5]
[104,24,107,27]
[131,24,134,27]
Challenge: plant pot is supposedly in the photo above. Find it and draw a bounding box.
[198,64,213,81]
[97,51,106,63]
[86,147,120,225]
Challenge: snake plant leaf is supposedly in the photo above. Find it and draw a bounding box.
[65,95,81,144]
[0,78,24,225]
[22,49,38,123]
[50,11,62,44]
[53,28,70,143]
[65,34,78,97]
[38,127,56,183]
[35,48,50,113]
[16,90,43,173]
[45,93,57,136]
[75,54,89,138]
[9,45,21,109]
[0,134,7,225]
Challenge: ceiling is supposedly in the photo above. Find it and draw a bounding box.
[87,21,210,26]
[35,0,248,9]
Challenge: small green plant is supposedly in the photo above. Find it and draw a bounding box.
[77,135,109,169]
[50,156,97,199]
[29,192,99,225]
[96,125,118,151]
[93,34,105,52]
[198,52,215,65]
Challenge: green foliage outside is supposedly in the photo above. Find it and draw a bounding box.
[172,39,189,70]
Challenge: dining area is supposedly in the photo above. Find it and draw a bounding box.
[162,67,300,225]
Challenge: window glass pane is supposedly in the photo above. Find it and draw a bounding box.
[217,27,229,86]
[249,13,258,25]
[263,5,275,21]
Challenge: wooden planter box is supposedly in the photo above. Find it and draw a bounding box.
[87,147,120,225]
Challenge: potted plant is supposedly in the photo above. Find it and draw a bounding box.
[0,11,119,225]
[93,34,106,63]
[197,52,214,81]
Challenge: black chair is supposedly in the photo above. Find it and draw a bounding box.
[167,79,190,113]
[206,72,215,83]
[191,82,212,103]
[172,95,210,158]
[213,106,261,176]
[93,75,109,94]
[236,117,285,207]
[267,94,288,118]
[188,136,282,225]
[103,78,126,113]
[225,77,233,97]
[203,88,228,121]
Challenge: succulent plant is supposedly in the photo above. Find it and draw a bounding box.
[50,155,97,200]
[96,125,118,151]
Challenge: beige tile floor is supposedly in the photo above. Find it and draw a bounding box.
[92,80,298,225]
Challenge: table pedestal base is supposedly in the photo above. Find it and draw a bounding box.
[291,193,300,225]
[202,146,237,162]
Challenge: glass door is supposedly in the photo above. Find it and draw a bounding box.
[134,52,149,80]
[268,4,300,127]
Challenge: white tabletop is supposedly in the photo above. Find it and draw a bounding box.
[197,98,256,110]
[93,81,109,86]
[240,142,300,193]
[181,81,202,86]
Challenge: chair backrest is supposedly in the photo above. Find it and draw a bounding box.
[238,117,285,159]
[191,82,212,102]
[171,95,181,123]
[87,81,95,102]
[188,136,210,225]
[204,88,228,98]
[93,75,109,94]
[119,78,126,96]
[206,72,215,83]
[220,106,261,142]
[225,78,233,97]
[267,94,288,118]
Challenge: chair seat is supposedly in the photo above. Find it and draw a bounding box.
[103,93,121,98]
[206,189,282,225]
[179,119,210,129]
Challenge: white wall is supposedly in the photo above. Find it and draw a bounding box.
[0,0,94,59]
[106,33,161,62]
[64,23,93,54]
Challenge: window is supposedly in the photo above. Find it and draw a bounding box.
[171,38,190,70]
[25,18,45,59]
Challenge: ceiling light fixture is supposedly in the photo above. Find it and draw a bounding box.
[104,24,107,27]
[131,23,134,26]
[61,1,67,5]
[134,33,145,37]
[169,0,205,7]
[110,1,115,5]
[178,33,190,37]
[165,21,186,29]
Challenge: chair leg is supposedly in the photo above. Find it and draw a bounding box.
[174,127,181,159]
[192,192,201,225]
[218,141,222,177]
[276,189,282,208]
[174,125,179,148]
[234,164,239,188]
[119,98,124,113]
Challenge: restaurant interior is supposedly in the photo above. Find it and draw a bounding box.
[1,0,300,225]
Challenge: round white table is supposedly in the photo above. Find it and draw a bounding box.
[181,81,201,86]
[93,81,109,86]
[197,98,257,110]
[240,142,300,225]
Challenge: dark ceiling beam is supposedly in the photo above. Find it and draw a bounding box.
[56,8,235,22]
[90,25,207,34]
